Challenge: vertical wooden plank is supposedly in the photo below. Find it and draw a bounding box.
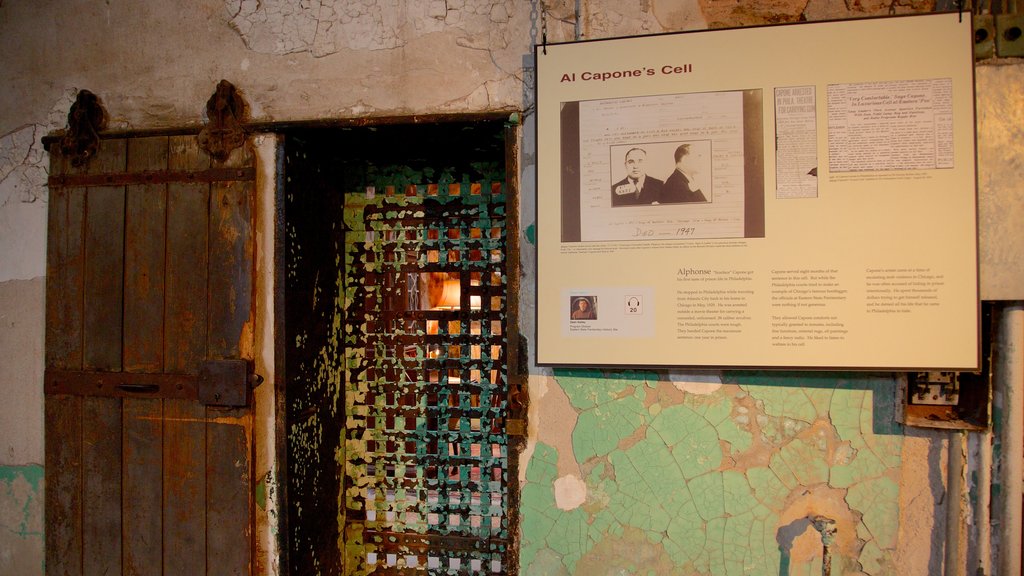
[45,397,83,576]
[124,136,168,372]
[208,154,254,360]
[82,139,126,371]
[122,136,169,575]
[81,396,123,576]
[122,398,162,576]
[80,138,126,576]
[165,136,210,374]
[45,147,86,576]
[45,148,86,372]
[207,143,255,574]
[207,413,254,575]
[163,135,209,576]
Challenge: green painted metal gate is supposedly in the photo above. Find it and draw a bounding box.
[341,180,511,574]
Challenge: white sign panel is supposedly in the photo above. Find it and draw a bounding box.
[536,13,978,370]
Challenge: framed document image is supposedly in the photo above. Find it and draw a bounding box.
[535,12,979,370]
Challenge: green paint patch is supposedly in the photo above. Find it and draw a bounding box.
[0,465,42,491]
[846,476,900,548]
[525,223,536,245]
[521,373,909,574]
[648,404,723,478]
[746,467,790,510]
[572,393,647,464]
[740,382,820,424]
[0,464,44,539]
[554,368,651,411]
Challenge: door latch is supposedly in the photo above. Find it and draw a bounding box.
[199,359,262,407]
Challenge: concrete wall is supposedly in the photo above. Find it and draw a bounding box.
[0,1,1018,574]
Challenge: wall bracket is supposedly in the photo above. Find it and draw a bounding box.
[59,89,107,168]
[198,79,247,162]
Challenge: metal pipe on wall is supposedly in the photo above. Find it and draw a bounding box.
[946,430,967,576]
[997,304,1023,576]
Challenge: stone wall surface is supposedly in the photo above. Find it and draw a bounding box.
[0,0,1015,574]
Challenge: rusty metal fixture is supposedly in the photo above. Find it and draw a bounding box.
[810,515,838,576]
[59,89,107,167]
[198,79,247,162]
[48,166,255,188]
[45,359,259,407]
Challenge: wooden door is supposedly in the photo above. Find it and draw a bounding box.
[44,134,256,575]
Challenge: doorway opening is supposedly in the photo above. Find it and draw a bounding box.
[279,118,522,575]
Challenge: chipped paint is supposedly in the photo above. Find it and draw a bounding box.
[667,370,723,395]
[0,125,48,282]
[226,0,517,56]
[552,474,586,511]
[0,465,43,575]
[338,169,512,573]
[0,2,1015,575]
[521,371,907,574]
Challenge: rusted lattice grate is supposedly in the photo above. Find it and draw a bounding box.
[343,182,509,574]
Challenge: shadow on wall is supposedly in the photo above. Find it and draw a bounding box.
[777,516,812,576]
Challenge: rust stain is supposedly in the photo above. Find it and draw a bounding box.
[137,413,254,458]
[238,317,256,359]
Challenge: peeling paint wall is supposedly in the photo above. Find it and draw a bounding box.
[0,277,45,573]
[520,370,934,574]
[0,0,1020,574]
[0,465,43,575]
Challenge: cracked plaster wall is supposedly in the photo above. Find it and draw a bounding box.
[0,0,1020,574]
[518,369,947,574]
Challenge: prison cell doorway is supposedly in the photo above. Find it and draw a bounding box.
[280,118,522,576]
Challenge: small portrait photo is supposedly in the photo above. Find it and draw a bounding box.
[609,140,713,207]
[570,296,598,320]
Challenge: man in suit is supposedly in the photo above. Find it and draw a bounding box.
[661,143,708,204]
[611,147,664,206]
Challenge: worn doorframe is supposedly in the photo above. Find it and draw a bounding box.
[271,114,525,575]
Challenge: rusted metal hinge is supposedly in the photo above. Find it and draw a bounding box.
[198,80,247,162]
[59,89,107,168]
[45,359,263,407]
[506,418,527,436]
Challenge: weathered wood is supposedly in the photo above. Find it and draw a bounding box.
[44,396,83,576]
[208,176,254,360]
[122,136,168,575]
[124,136,168,373]
[207,408,254,575]
[44,147,85,576]
[122,398,162,576]
[81,396,122,576]
[163,399,208,576]
[45,144,85,371]
[206,141,254,573]
[82,184,125,371]
[45,133,256,576]
[82,138,127,371]
[165,136,209,374]
[163,135,210,576]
